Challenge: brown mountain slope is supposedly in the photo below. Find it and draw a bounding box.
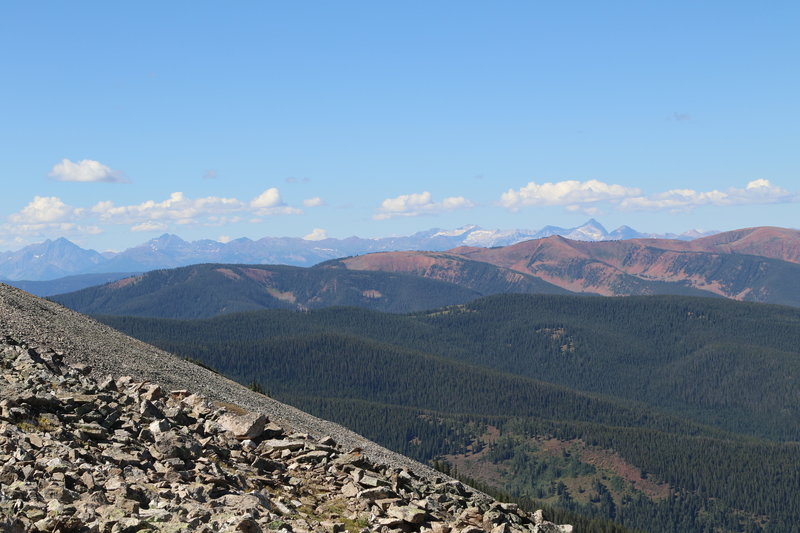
[339,227,800,306]
[331,252,571,296]
[687,226,800,263]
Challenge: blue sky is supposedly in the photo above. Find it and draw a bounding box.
[2,2,798,251]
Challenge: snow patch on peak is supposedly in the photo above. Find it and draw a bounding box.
[432,225,479,238]
[463,229,532,247]
[564,220,609,241]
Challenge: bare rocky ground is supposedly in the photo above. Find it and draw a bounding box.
[0,283,571,532]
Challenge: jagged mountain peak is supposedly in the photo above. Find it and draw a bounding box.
[146,233,189,249]
[563,219,609,241]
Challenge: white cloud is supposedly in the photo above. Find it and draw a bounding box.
[92,192,244,224]
[251,188,283,209]
[249,188,302,216]
[218,235,232,243]
[90,189,301,227]
[48,158,128,183]
[9,196,83,224]
[0,216,103,245]
[303,197,324,208]
[2,186,300,246]
[374,191,475,220]
[500,180,641,211]
[131,221,168,232]
[303,228,328,241]
[499,178,796,214]
[620,179,794,212]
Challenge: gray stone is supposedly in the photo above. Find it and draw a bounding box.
[217,412,268,440]
[387,505,426,524]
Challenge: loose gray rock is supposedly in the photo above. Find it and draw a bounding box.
[218,411,268,440]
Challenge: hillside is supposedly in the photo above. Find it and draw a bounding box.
[50,261,569,319]
[0,282,586,533]
[50,263,489,318]
[685,226,800,263]
[99,295,800,532]
[1,272,138,297]
[339,227,800,307]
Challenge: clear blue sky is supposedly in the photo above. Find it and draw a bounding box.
[2,1,798,251]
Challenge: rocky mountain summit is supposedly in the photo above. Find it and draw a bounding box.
[0,283,571,533]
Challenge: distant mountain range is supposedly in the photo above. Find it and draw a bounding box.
[52,226,800,316]
[0,219,715,282]
[339,226,800,308]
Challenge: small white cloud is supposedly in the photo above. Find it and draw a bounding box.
[131,221,168,232]
[48,158,128,183]
[303,197,324,208]
[9,196,83,224]
[303,228,328,241]
[500,180,641,211]
[218,235,232,243]
[251,188,283,209]
[374,191,475,220]
[250,188,302,215]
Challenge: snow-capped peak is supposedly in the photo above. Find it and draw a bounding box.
[432,225,479,238]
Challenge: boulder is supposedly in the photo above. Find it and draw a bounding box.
[217,412,268,440]
[387,504,427,524]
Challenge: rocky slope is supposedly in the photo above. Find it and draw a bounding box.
[0,283,571,532]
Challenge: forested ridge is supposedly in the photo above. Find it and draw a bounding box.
[51,263,485,317]
[97,294,800,532]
